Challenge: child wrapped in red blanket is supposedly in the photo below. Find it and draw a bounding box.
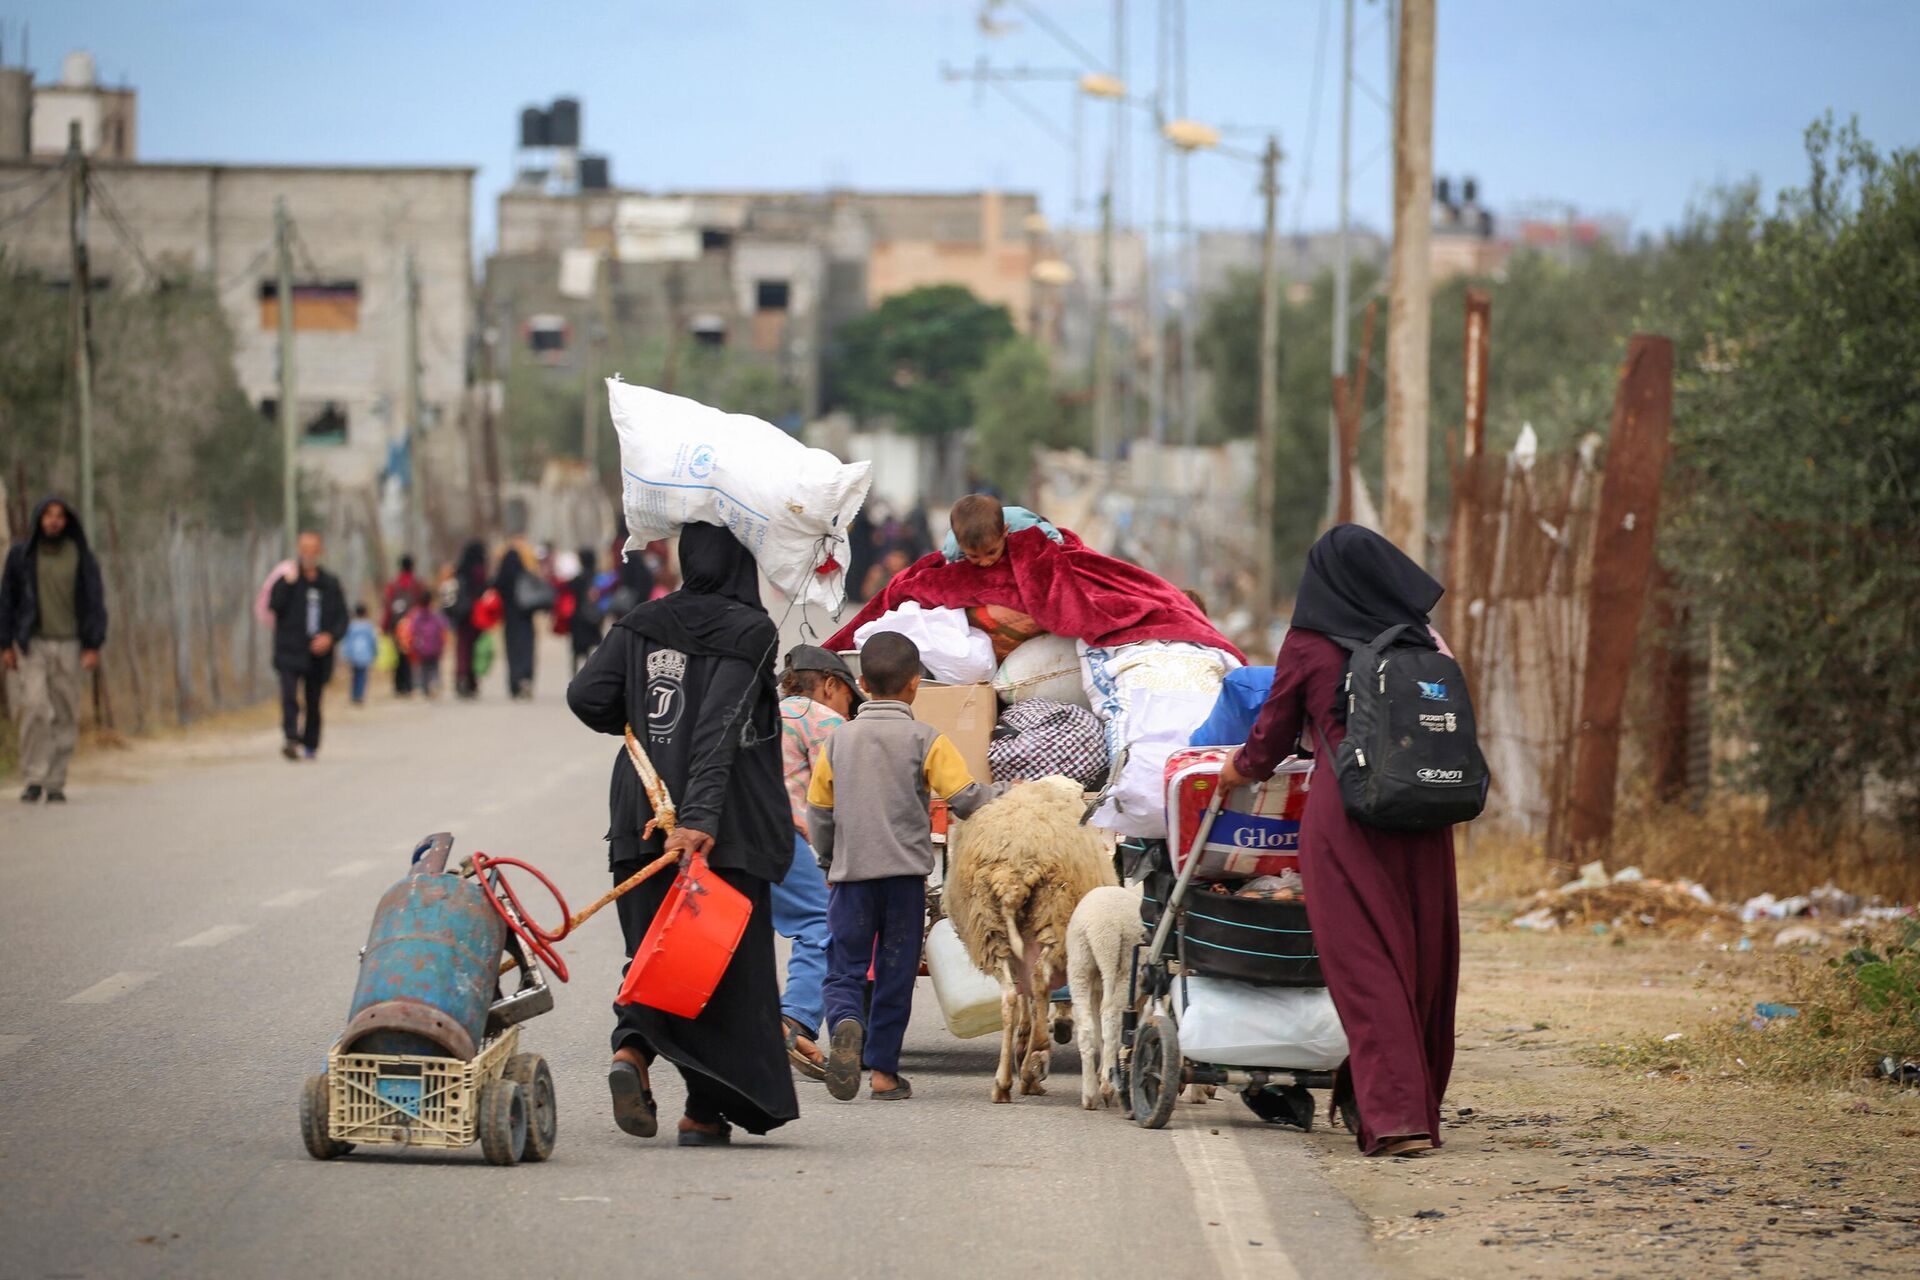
[826,520,1244,664]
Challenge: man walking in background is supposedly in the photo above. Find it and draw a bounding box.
[0,497,108,803]
[270,531,348,761]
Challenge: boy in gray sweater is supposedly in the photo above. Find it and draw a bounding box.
[806,631,1003,1101]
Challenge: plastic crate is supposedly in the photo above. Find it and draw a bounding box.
[327,1025,518,1149]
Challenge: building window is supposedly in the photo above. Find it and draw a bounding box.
[755,279,791,312]
[257,398,350,445]
[691,315,727,349]
[527,314,568,361]
[259,281,360,332]
[701,227,734,253]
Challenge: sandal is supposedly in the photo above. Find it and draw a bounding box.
[677,1120,733,1147]
[1376,1135,1434,1158]
[608,1060,658,1138]
[870,1074,913,1101]
[784,1016,828,1081]
[825,1018,865,1101]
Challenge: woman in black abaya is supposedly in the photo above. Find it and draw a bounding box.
[566,523,798,1145]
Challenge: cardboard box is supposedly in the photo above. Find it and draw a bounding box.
[913,682,998,783]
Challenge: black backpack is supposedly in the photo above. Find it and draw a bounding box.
[1325,624,1488,831]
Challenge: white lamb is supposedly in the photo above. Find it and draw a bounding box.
[1065,883,1145,1110]
[946,776,1116,1103]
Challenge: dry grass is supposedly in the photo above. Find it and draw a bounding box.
[1592,919,1920,1088]
[1459,801,1920,911]
[1608,799,1920,906]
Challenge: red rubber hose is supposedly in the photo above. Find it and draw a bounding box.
[472,853,573,983]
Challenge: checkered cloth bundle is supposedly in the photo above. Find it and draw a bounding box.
[987,699,1111,790]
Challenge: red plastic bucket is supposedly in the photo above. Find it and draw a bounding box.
[616,853,751,1018]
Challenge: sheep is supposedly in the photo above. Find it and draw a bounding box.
[945,776,1117,1103]
[1065,883,1145,1110]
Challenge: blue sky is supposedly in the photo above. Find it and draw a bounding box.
[10,1,1917,252]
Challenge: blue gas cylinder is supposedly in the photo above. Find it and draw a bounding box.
[341,833,506,1060]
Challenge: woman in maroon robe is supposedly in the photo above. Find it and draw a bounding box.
[1219,525,1457,1157]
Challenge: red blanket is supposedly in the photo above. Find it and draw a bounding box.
[826,527,1246,663]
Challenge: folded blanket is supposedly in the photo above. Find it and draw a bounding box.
[827,527,1246,663]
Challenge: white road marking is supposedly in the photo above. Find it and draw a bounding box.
[175,924,253,949]
[63,971,159,1005]
[1172,1124,1299,1280]
[0,1034,31,1058]
[263,887,323,909]
[326,858,381,879]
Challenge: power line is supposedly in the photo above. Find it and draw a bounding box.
[1291,0,1332,235]
[0,166,69,231]
[0,160,68,195]
[86,172,165,285]
[214,243,275,295]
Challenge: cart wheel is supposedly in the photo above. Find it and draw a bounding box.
[477,1079,528,1166]
[300,1074,352,1160]
[504,1053,557,1162]
[1131,1016,1181,1130]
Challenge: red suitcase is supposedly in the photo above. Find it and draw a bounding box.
[1164,747,1314,881]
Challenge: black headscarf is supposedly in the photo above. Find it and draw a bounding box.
[1289,524,1444,644]
[457,540,489,589]
[618,523,776,669]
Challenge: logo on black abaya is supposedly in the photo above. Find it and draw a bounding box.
[647,648,688,737]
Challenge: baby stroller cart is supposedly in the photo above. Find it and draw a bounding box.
[1119,750,1354,1132]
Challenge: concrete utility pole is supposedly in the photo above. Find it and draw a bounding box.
[274,196,297,553]
[1383,0,1434,562]
[65,123,94,533]
[403,249,423,563]
[1093,183,1115,465]
[1329,0,1354,527]
[579,250,602,474]
[1254,135,1283,621]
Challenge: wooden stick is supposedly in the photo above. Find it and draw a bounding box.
[566,849,677,933]
[624,725,677,836]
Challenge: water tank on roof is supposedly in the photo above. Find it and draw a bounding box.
[520,106,549,148]
[62,50,97,89]
[578,154,609,190]
[547,98,580,147]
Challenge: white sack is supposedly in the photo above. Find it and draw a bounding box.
[1176,977,1349,1071]
[608,379,871,609]
[854,602,995,685]
[992,633,1091,708]
[1081,640,1238,837]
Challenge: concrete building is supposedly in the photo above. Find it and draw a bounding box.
[491,176,1043,418]
[1192,226,1390,305]
[0,157,474,490]
[29,50,137,160]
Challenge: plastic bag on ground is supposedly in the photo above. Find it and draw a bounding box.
[1175,977,1349,1071]
[853,602,995,685]
[607,379,871,609]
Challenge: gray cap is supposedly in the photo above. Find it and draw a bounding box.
[783,644,865,710]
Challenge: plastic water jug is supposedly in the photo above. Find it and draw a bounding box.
[925,918,1003,1039]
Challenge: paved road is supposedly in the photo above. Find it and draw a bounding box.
[0,639,1379,1280]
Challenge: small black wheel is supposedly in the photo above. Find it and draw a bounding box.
[1332,1070,1361,1136]
[477,1079,528,1166]
[1242,1084,1316,1131]
[504,1053,557,1162]
[1131,1016,1181,1130]
[300,1073,352,1160]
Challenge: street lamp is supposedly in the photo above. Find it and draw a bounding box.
[1161,119,1221,151]
[1078,72,1128,100]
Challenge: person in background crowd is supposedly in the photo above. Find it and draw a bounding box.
[404,587,449,699]
[381,554,421,698]
[494,534,547,700]
[0,496,107,803]
[606,539,654,618]
[269,531,348,761]
[451,540,489,699]
[845,506,878,605]
[569,547,606,673]
[861,548,911,603]
[342,604,379,706]
[1218,525,1460,1158]
[773,645,863,1079]
[567,522,797,1146]
[901,501,936,563]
